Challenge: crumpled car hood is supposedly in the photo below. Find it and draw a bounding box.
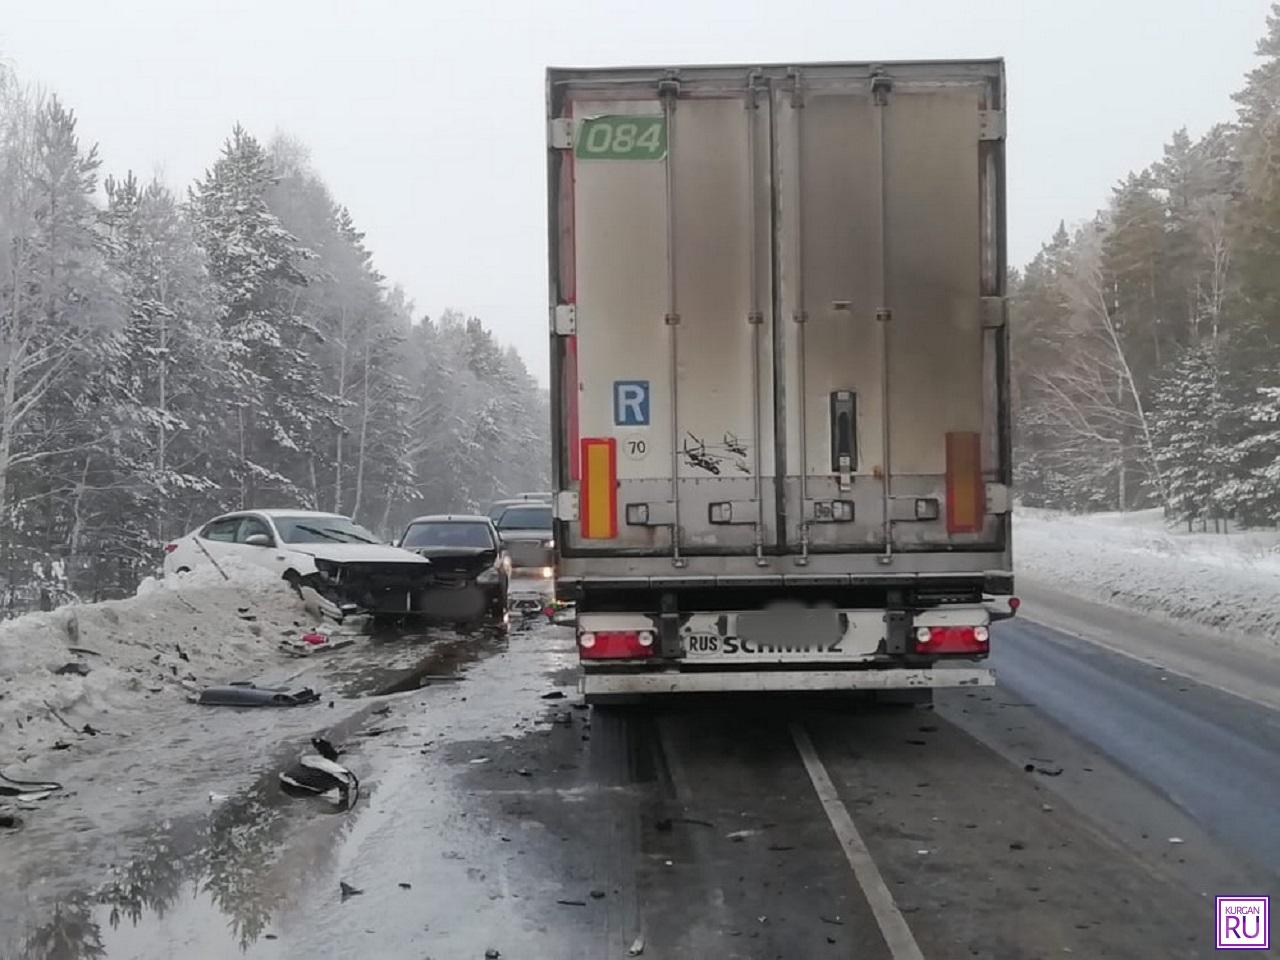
[412,546,494,559]
[292,543,431,564]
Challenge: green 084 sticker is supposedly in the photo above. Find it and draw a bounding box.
[575,115,667,160]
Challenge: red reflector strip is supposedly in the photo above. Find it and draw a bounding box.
[566,335,580,481]
[163,543,179,553]
[914,626,989,655]
[945,431,984,534]
[580,437,617,539]
[579,630,655,660]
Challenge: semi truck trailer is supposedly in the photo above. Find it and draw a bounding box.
[545,60,1017,700]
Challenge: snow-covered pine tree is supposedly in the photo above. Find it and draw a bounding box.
[1221,379,1280,525]
[1151,344,1234,529]
[97,173,229,581]
[188,125,329,508]
[1223,3,1280,524]
[0,93,119,593]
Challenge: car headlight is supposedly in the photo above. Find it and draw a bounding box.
[544,538,555,549]
[314,559,339,579]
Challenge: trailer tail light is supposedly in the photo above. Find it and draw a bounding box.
[163,543,179,554]
[913,625,989,654]
[578,630,656,660]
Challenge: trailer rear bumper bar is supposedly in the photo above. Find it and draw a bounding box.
[580,666,993,696]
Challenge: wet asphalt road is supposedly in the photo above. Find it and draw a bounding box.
[989,618,1280,876]
[7,590,1280,959]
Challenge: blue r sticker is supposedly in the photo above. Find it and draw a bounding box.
[613,380,650,427]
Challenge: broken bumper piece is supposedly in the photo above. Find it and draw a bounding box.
[197,683,321,707]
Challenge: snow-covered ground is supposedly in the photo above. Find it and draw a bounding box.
[0,571,309,763]
[0,571,473,951]
[1015,508,1280,650]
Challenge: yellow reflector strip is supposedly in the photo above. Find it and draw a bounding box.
[580,438,617,539]
[946,432,984,534]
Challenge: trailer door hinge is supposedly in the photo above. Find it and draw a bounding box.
[986,483,1011,515]
[552,303,576,335]
[554,491,579,522]
[978,110,1006,141]
[979,297,1007,329]
[549,117,575,150]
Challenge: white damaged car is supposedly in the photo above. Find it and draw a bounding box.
[164,510,434,619]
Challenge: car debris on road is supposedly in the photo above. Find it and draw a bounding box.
[196,683,321,707]
[279,631,356,657]
[281,738,360,811]
[0,771,62,802]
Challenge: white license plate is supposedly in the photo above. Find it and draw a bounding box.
[683,610,883,662]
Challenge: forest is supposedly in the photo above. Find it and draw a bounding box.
[1013,5,1280,530]
[5,7,1280,602]
[0,67,549,601]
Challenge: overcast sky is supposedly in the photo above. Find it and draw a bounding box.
[1,0,1270,380]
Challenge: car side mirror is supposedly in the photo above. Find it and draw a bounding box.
[245,533,271,547]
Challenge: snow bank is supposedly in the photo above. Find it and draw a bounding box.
[1015,508,1280,647]
[0,578,313,762]
[137,553,282,596]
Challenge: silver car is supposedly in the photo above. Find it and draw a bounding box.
[492,502,553,575]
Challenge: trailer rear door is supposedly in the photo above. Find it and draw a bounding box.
[548,62,1008,562]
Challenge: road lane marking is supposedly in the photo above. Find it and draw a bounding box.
[791,722,926,960]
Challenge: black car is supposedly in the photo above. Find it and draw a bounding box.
[396,515,509,625]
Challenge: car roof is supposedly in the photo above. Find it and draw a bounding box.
[406,514,492,524]
[208,509,350,522]
[254,509,349,519]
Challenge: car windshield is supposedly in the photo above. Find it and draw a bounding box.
[401,522,493,549]
[274,515,379,545]
[497,505,551,530]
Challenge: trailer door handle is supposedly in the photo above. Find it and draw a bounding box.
[830,391,857,492]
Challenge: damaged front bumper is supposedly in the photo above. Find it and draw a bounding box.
[300,561,437,619]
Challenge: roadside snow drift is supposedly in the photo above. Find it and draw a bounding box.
[0,578,310,762]
[1015,508,1280,647]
